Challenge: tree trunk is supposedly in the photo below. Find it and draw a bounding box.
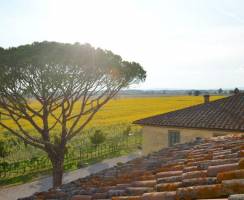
[50,155,64,188]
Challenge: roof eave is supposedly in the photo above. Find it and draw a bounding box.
[133,123,244,133]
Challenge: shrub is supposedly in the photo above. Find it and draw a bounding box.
[77,161,89,168]
[0,141,9,159]
[90,130,106,146]
[117,162,124,166]
[123,126,132,137]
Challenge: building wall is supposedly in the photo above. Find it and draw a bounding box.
[142,126,238,155]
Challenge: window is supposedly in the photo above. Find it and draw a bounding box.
[168,130,180,146]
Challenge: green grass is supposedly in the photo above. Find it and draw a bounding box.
[0,142,140,186]
[0,132,141,186]
[0,170,51,187]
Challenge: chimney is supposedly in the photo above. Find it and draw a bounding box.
[203,94,210,104]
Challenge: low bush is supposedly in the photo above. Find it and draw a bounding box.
[90,130,106,146]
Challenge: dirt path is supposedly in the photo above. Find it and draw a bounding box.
[0,151,142,200]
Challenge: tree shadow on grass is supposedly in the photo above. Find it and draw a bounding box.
[0,169,51,187]
[0,174,34,186]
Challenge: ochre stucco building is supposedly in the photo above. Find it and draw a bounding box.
[134,93,244,155]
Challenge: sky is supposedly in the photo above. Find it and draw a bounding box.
[1,0,244,90]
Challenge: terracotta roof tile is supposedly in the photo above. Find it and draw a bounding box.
[155,182,182,192]
[207,163,239,177]
[182,177,218,187]
[142,191,176,200]
[222,179,244,194]
[217,169,244,182]
[25,135,244,200]
[182,170,207,179]
[228,194,244,200]
[157,175,182,184]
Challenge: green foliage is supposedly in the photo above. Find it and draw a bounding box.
[0,141,10,158]
[123,126,132,137]
[193,90,201,96]
[116,162,124,166]
[0,132,142,186]
[0,42,146,97]
[234,88,240,94]
[89,130,106,146]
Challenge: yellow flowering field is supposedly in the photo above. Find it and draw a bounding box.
[90,95,223,127]
[0,95,224,140]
